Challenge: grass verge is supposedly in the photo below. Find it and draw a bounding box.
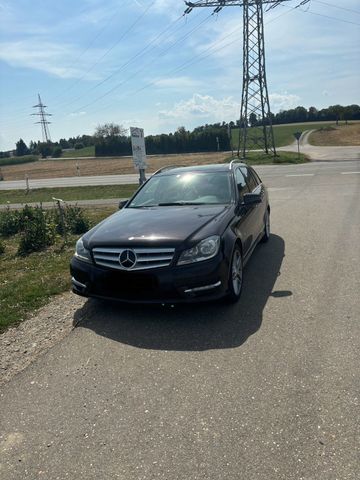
[0,184,138,205]
[227,151,308,165]
[0,207,115,333]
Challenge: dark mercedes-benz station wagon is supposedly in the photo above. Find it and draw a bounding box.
[70,161,270,303]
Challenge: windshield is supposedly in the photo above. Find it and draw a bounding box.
[128,171,233,208]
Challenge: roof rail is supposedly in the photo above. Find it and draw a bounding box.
[228,158,246,169]
[152,164,186,175]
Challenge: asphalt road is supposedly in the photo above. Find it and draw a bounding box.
[1,158,360,191]
[1,161,359,479]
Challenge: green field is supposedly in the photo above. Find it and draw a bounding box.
[0,155,39,167]
[231,122,339,150]
[0,184,137,205]
[62,146,95,158]
[0,207,115,332]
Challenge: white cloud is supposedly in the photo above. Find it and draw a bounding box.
[269,93,301,112]
[69,111,86,117]
[0,40,103,79]
[159,93,238,121]
[153,0,180,12]
[154,76,202,89]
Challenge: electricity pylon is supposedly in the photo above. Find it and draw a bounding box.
[184,0,294,157]
[31,94,52,143]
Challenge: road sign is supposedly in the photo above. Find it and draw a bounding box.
[293,131,302,160]
[130,127,147,170]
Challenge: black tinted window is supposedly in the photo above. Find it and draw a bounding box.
[250,168,262,185]
[240,166,257,192]
[235,169,249,198]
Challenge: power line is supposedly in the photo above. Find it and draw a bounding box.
[0,1,135,115]
[312,0,360,16]
[70,12,214,114]
[298,7,360,26]
[85,5,296,117]
[0,8,201,121]
[0,3,295,125]
[50,2,130,100]
[54,11,199,111]
[77,1,296,117]
[49,0,157,105]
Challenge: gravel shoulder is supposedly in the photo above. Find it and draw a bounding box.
[0,292,86,386]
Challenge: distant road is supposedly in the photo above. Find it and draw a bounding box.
[0,173,140,190]
[279,130,360,161]
[1,161,359,192]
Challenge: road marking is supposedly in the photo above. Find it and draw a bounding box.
[341,171,360,175]
[285,174,315,177]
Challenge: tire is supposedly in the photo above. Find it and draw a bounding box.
[261,209,270,243]
[226,244,243,303]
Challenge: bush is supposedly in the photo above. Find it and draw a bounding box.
[18,206,56,256]
[0,208,21,237]
[0,204,90,255]
[75,143,84,150]
[52,146,62,158]
[53,205,90,235]
[65,205,90,234]
[0,239,5,255]
[38,143,53,159]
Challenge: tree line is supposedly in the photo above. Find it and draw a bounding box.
[95,125,231,157]
[2,104,359,158]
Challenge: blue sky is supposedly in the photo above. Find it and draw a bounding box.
[0,0,359,150]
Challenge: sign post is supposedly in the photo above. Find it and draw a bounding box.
[293,131,302,161]
[130,127,147,185]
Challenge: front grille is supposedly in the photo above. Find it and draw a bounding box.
[92,247,175,271]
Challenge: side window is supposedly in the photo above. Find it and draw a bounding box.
[235,168,250,199]
[250,168,262,185]
[240,166,257,192]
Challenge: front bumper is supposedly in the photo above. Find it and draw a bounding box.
[70,253,229,304]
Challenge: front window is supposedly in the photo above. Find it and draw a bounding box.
[128,171,233,207]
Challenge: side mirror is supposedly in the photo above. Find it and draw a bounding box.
[242,192,262,206]
[118,199,129,209]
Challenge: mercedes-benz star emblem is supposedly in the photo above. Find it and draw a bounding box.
[119,249,137,269]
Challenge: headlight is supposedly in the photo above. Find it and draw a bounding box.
[74,238,92,263]
[177,235,220,265]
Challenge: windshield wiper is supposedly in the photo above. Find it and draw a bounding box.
[157,202,207,206]
[127,205,157,209]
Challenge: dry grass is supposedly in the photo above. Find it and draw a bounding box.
[309,123,360,146]
[1,152,229,181]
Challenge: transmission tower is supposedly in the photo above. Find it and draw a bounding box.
[184,0,294,157]
[31,94,52,143]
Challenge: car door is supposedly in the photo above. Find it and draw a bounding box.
[243,166,267,239]
[233,167,254,258]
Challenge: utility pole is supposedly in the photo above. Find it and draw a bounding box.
[184,1,302,158]
[31,94,52,143]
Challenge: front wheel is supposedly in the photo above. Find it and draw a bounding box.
[261,209,270,243]
[226,245,243,303]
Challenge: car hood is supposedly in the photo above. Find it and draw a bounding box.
[84,205,230,248]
